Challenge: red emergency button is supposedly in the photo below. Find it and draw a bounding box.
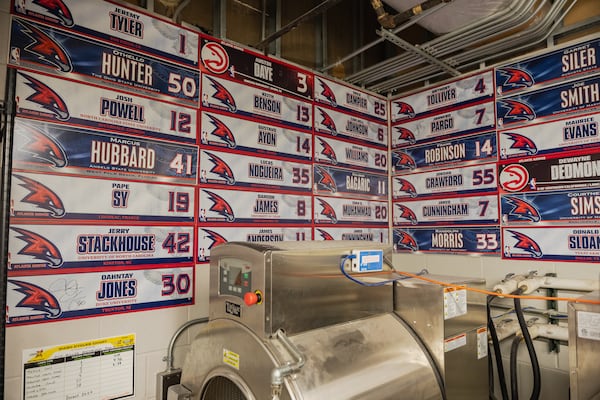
[244,290,262,306]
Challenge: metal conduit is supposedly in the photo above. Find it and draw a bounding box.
[367,0,575,93]
[350,0,540,86]
[375,0,573,93]
[346,0,533,83]
[426,0,541,57]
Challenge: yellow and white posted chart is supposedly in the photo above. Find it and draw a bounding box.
[22,334,135,400]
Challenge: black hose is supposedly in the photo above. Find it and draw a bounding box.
[514,297,542,400]
[489,351,498,400]
[510,335,521,400]
[488,296,509,400]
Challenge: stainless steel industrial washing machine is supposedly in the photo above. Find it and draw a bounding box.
[172,241,487,400]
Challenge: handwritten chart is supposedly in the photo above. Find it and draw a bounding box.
[22,334,135,400]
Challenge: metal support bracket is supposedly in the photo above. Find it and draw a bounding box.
[377,28,461,77]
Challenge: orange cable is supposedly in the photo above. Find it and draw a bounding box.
[393,270,600,305]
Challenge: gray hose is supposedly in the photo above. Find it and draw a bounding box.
[165,317,209,371]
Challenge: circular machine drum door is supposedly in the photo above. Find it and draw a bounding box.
[201,375,248,400]
[181,314,443,400]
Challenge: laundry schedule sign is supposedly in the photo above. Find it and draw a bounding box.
[22,334,135,400]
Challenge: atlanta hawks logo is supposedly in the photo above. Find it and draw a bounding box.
[11,227,63,267]
[503,132,538,155]
[315,165,337,193]
[203,190,235,222]
[317,78,337,107]
[318,108,338,135]
[201,229,228,249]
[18,122,68,167]
[318,198,338,223]
[395,126,416,145]
[205,76,237,112]
[394,151,416,170]
[316,228,335,241]
[498,99,536,122]
[206,114,236,148]
[498,68,534,91]
[394,177,417,198]
[9,280,62,318]
[200,41,230,75]
[394,101,416,119]
[19,72,70,120]
[504,196,541,222]
[394,229,418,251]
[395,204,418,225]
[14,174,65,217]
[17,18,72,72]
[318,137,338,164]
[507,230,543,258]
[205,152,235,185]
[18,0,74,27]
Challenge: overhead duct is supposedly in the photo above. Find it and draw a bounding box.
[382,0,512,34]
[337,0,578,94]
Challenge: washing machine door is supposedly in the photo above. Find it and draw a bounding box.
[180,314,443,400]
[181,318,292,400]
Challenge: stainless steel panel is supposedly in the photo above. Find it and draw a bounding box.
[393,274,488,400]
[180,314,443,400]
[210,241,393,338]
[568,291,600,400]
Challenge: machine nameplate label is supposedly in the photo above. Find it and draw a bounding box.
[225,301,241,317]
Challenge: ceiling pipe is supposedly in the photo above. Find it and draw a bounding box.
[377,28,461,76]
[370,0,453,29]
[367,0,576,93]
[351,0,537,84]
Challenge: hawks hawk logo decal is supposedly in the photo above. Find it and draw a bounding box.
[203,190,235,222]
[499,99,536,122]
[318,108,338,135]
[206,114,236,148]
[317,78,337,106]
[498,67,534,90]
[394,101,416,119]
[9,280,62,318]
[507,230,542,258]
[19,123,67,167]
[14,174,65,217]
[504,196,541,222]
[206,76,237,112]
[19,72,69,120]
[395,204,418,225]
[394,177,417,198]
[394,151,416,170]
[31,0,74,26]
[503,132,538,155]
[394,229,418,251]
[17,18,72,72]
[11,227,63,267]
[318,138,337,164]
[395,127,416,145]
[201,229,228,250]
[315,166,337,193]
[205,152,235,185]
[316,228,335,241]
[318,198,337,223]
